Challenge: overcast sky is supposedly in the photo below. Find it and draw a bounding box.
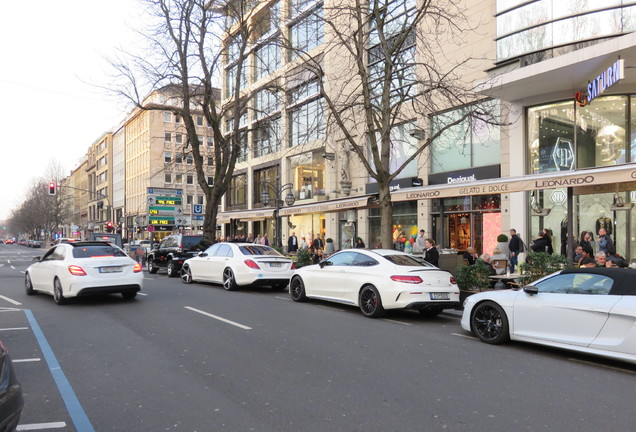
[0,1,146,221]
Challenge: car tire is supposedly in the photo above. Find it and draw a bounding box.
[25,273,36,295]
[418,307,443,318]
[148,258,158,274]
[222,268,238,291]
[471,301,510,345]
[289,277,307,302]
[358,285,385,318]
[167,261,177,277]
[53,278,67,305]
[122,291,137,300]
[180,265,193,284]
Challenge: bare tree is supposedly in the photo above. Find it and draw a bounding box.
[109,0,256,244]
[284,0,504,249]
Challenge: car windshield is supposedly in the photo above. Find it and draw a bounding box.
[383,254,436,267]
[239,245,281,256]
[72,245,127,258]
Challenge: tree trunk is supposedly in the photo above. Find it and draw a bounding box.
[378,181,393,250]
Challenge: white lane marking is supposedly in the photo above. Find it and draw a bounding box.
[20,270,25,273]
[138,292,148,296]
[0,307,22,312]
[7,259,10,264]
[0,295,22,305]
[381,318,413,326]
[10,265,15,269]
[568,358,636,374]
[0,327,29,331]
[185,306,252,330]
[452,332,477,340]
[12,358,41,363]
[17,422,67,430]
[275,296,291,301]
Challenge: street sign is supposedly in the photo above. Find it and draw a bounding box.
[147,187,183,196]
[193,204,203,214]
[149,216,176,225]
[192,215,204,221]
[148,206,183,216]
[147,225,155,232]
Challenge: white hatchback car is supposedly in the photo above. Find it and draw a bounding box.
[25,241,143,304]
[289,249,460,317]
[180,242,295,290]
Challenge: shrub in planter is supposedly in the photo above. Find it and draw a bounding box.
[517,252,572,286]
[295,249,312,268]
[325,238,335,254]
[497,234,509,242]
[455,260,492,292]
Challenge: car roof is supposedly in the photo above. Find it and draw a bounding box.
[560,267,636,295]
[67,241,118,248]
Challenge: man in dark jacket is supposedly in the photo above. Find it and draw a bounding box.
[531,231,551,254]
[288,232,298,253]
[508,229,522,273]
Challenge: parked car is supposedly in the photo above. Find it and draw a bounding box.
[0,340,23,432]
[289,249,460,318]
[88,232,123,248]
[54,237,78,245]
[25,241,143,304]
[461,267,636,364]
[30,240,43,248]
[147,235,205,277]
[4,239,14,244]
[180,242,295,290]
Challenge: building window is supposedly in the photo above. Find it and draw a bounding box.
[187,175,194,185]
[255,88,281,119]
[254,38,281,80]
[186,195,193,205]
[527,96,628,174]
[165,173,172,183]
[207,176,214,186]
[175,153,183,164]
[228,174,247,207]
[207,156,214,166]
[254,117,281,157]
[289,150,325,199]
[176,133,183,144]
[290,5,323,57]
[197,196,204,205]
[197,115,204,126]
[253,165,280,205]
[175,115,182,124]
[207,137,213,147]
[186,154,193,165]
[290,99,323,147]
[164,152,172,164]
[164,111,172,122]
[175,174,183,184]
[431,100,501,174]
[164,132,172,144]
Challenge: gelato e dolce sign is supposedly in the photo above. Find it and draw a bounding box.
[575,59,624,106]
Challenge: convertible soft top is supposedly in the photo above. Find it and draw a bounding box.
[560,267,636,296]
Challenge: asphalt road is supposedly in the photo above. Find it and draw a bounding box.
[1,243,635,432]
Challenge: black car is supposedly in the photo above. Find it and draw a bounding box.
[0,340,23,432]
[147,235,205,277]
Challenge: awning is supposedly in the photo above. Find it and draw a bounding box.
[279,195,373,217]
[391,163,636,202]
[216,208,275,223]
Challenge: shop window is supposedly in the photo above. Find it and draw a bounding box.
[528,96,629,174]
[288,151,325,199]
[368,202,417,251]
[228,174,247,208]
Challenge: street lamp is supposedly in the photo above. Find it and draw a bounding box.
[261,180,295,247]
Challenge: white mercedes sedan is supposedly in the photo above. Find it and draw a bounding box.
[289,249,460,318]
[180,242,295,290]
[461,267,636,364]
[25,241,143,304]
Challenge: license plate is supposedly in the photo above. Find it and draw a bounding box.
[270,263,282,268]
[430,292,450,300]
[100,266,122,273]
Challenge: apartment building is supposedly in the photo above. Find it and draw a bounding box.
[86,133,114,233]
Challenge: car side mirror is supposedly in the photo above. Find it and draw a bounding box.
[199,252,208,257]
[319,260,332,268]
[152,244,159,250]
[32,256,41,262]
[523,286,539,295]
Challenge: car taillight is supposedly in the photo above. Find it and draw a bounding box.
[68,265,87,276]
[291,262,297,270]
[450,276,456,285]
[390,275,423,284]
[133,263,143,273]
[244,259,261,269]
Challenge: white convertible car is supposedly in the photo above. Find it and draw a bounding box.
[461,267,636,364]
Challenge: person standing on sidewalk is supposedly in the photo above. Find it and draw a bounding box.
[508,228,522,273]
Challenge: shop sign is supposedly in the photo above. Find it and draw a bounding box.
[575,59,624,106]
[551,190,567,205]
[551,137,574,171]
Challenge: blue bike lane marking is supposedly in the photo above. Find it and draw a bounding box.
[24,309,95,432]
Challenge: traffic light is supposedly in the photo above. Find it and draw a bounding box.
[48,182,56,195]
[106,222,114,232]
